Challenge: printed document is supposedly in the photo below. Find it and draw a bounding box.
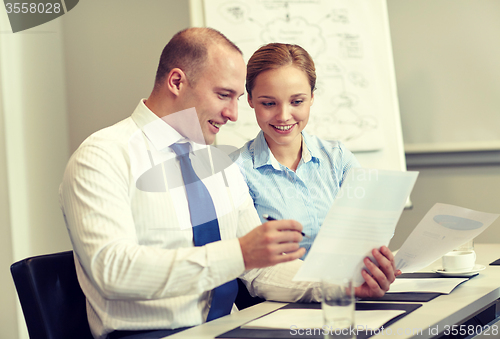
[294,168,418,285]
[388,278,468,294]
[394,203,499,272]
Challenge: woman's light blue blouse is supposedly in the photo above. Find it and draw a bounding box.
[230,130,360,258]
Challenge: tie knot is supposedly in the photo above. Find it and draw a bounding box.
[170,142,190,156]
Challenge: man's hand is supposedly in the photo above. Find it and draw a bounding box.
[239,219,305,270]
[354,246,401,298]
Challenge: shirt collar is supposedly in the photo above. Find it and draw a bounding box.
[301,130,316,163]
[252,131,280,170]
[291,131,318,166]
[131,99,206,153]
[252,130,318,170]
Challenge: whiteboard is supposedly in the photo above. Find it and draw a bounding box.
[196,0,407,172]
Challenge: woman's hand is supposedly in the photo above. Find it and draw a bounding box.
[354,246,401,298]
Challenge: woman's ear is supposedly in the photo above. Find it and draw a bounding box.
[166,68,187,96]
[247,93,255,108]
[310,91,314,106]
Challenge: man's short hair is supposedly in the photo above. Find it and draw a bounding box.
[154,27,242,90]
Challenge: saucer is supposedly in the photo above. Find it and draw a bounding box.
[433,264,485,276]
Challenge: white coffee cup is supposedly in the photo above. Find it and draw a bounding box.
[442,251,476,272]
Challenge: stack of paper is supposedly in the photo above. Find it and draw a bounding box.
[388,278,468,294]
[242,309,405,331]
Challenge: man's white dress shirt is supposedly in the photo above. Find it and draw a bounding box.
[59,100,320,339]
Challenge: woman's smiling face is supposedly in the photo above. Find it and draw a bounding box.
[248,65,314,149]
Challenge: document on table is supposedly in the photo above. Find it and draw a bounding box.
[242,309,405,330]
[294,168,418,286]
[394,203,499,273]
[388,278,468,294]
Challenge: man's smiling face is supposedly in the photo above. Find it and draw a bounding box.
[181,45,246,145]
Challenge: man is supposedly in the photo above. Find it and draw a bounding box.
[60,27,398,339]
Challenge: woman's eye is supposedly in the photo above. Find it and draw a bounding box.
[292,100,303,105]
[262,102,275,107]
[218,93,229,99]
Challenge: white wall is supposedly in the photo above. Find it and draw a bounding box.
[61,0,191,152]
[387,0,500,250]
[0,82,18,339]
[388,0,500,151]
[0,15,71,339]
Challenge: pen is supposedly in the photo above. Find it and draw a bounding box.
[262,214,310,238]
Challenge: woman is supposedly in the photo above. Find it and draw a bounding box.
[231,42,400,298]
[231,43,360,257]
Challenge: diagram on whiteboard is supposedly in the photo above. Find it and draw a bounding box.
[204,0,386,151]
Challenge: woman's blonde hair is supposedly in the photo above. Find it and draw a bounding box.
[246,43,316,97]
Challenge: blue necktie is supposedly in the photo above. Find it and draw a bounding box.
[170,143,238,321]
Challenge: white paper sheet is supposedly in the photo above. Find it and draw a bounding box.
[388,278,468,294]
[242,309,405,331]
[394,204,499,273]
[294,168,418,285]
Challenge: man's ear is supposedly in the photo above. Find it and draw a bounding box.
[310,91,314,106]
[247,93,255,109]
[166,68,187,96]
